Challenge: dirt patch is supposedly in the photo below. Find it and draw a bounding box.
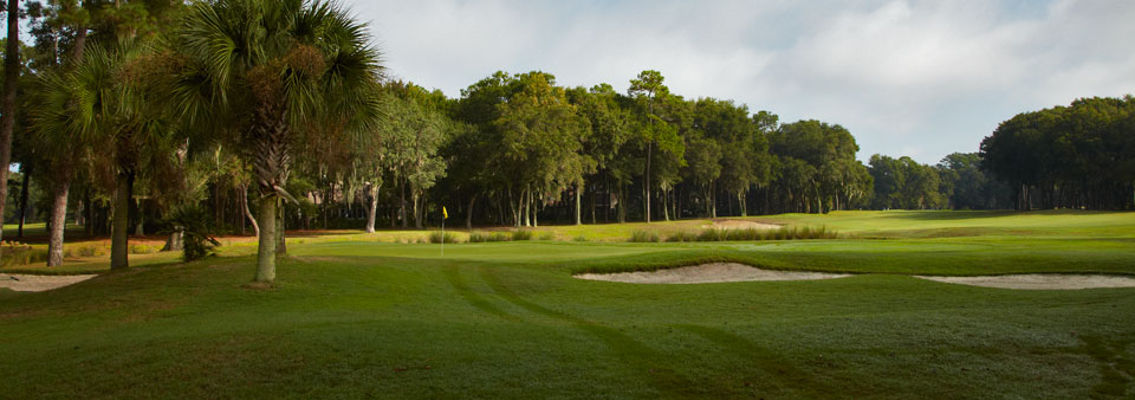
[916,274,1135,290]
[706,219,782,230]
[0,273,97,292]
[576,263,851,284]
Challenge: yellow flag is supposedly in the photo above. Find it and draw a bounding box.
[442,206,448,220]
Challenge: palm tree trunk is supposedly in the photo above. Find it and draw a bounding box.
[255,196,277,282]
[111,171,133,269]
[0,0,20,245]
[276,201,286,256]
[46,180,70,267]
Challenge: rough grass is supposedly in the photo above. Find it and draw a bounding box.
[2,210,1134,399]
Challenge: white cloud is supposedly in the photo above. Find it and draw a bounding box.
[345,0,1135,164]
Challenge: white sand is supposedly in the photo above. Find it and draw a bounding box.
[916,274,1135,290]
[706,220,782,230]
[576,263,851,284]
[0,273,97,292]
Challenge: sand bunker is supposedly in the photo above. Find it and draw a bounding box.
[707,219,782,230]
[916,274,1135,290]
[0,273,97,292]
[576,263,851,284]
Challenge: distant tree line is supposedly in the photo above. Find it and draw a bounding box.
[981,96,1135,210]
[1,0,1130,283]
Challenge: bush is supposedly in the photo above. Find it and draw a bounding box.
[469,231,513,243]
[511,230,533,241]
[629,230,660,243]
[573,235,589,242]
[538,232,556,241]
[167,206,220,262]
[77,245,100,257]
[0,245,48,267]
[130,244,158,254]
[428,231,458,244]
[468,231,489,243]
[665,231,699,242]
[666,226,838,242]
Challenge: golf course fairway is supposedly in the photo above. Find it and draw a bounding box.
[1,210,1133,399]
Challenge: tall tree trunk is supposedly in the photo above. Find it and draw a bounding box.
[399,180,407,228]
[365,182,380,233]
[412,190,423,229]
[135,198,144,235]
[110,171,133,269]
[84,189,93,236]
[574,182,582,225]
[0,0,20,245]
[617,183,626,223]
[242,184,259,237]
[645,143,652,223]
[465,194,476,230]
[521,187,528,227]
[17,163,30,238]
[591,186,597,224]
[662,187,670,221]
[711,183,718,218]
[46,181,70,267]
[255,196,277,282]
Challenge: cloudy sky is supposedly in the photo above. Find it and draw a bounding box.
[346,0,1134,164]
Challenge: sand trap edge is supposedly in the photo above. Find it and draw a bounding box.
[915,274,1135,290]
[575,263,852,284]
[0,273,98,292]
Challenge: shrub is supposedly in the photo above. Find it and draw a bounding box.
[629,230,660,243]
[511,230,533,241]
[130,244,158,254]
[666,226,838,242]
[665,231,699,242]
[470,231,513,242]
[0,245,48,267]
[696,229,727,241]
[468,231,490,243]
[77,245,100,257]
[538,232,556,241]
[573,235,589,242]
[429,231,458,244]
[167,205,221,262]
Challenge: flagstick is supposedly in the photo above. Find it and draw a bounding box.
[441,216,445,257]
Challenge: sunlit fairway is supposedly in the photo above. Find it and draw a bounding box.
[2,210,1134,398]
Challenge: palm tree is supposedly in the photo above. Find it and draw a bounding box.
[28,45,116,267]
[172,0,382,283]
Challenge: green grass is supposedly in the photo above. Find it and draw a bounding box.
[1,210,1134,398]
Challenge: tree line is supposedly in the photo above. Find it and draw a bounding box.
[981,96,1135,210]
[0,1,1129,284]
